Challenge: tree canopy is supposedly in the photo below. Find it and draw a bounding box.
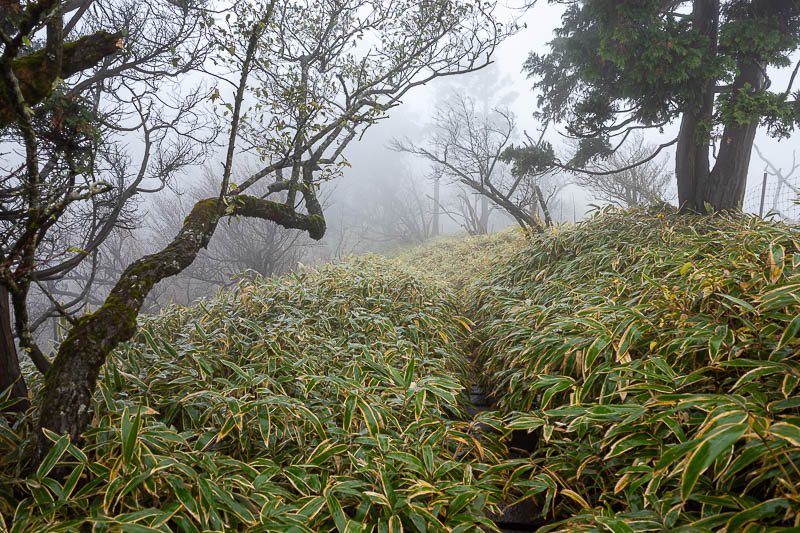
[519,0,800,212]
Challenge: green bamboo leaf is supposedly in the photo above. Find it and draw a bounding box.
[216,416,237,441]
[296,405,327,439]
[767,422,800,447]
[37,432,70,480]
[403,356,415,388]
[220,359,250,381]
[422,445,434,474]
[389,515,403,533]
[60,463,84,502]
[717,293,754,312]
[343,395,356,431]
[167,476,199,522]
[606,434,657,459]
[505,415,545,430]
[140,327,161,355]
[709,325,727,361]
[720,442,768,483]
[258,404,271,445]
[307,440,348,466]
[595,516,634,533]
[121,405,143,465]
[585,335,611,371]
[725,498,791,532]
[783,374,799,397]
[119,522,164,533]
[777,314,800,349]
[380,469,398,509]
[681,423,747,500]
[297,496,326,519]
[386,452,425,474]
[326,491,348,533]
[541,378,572,408]
[356,398,380,436]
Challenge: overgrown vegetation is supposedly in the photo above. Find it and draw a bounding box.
[471,207,800,531]
[0,259,508,531]
[3,209,799,531]
[395,230,527,291]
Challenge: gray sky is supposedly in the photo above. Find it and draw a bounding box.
[339,1,799,220]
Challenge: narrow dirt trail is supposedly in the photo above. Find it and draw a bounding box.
[440,285,543,532]
[393,231,542,530]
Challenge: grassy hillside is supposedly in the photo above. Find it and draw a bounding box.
[394,230,527,290]
[469,207,800,531]
[1,259,508,531]
[2,209,799,532]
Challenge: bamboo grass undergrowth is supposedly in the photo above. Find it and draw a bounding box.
[1,258,508,532]
[469,206,800,531]
[2,207,800,532]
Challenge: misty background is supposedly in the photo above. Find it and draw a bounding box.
[27,1,800,349]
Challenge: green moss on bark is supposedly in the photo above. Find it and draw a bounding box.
[0,31,121,127]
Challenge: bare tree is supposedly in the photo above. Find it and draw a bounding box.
[0,0,507,466]
[454,188,489,236]
[0,0,213,405]
[571,134,673,208]
[394,93,547,234]
[361,171,434,245]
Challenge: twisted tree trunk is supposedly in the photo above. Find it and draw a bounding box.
[676,1,769,213]
[33,194,325,466]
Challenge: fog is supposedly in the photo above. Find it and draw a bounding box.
[4,1,798,353]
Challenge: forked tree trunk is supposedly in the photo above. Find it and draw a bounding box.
[676,1,766,213]
[675,0,718,213]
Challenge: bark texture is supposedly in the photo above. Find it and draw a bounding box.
[33,195,324,464]
[0,30,121,126]
[0,286,28,411]
[705,59,765,209]
[675,0,718,212]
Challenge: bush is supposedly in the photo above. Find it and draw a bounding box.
[471,207,800,531]
[0,258,507,532]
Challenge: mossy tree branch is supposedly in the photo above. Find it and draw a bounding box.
[0,30,121,127]
[33,193,325,465]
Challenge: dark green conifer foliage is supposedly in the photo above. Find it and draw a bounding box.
[521,0,800,212]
